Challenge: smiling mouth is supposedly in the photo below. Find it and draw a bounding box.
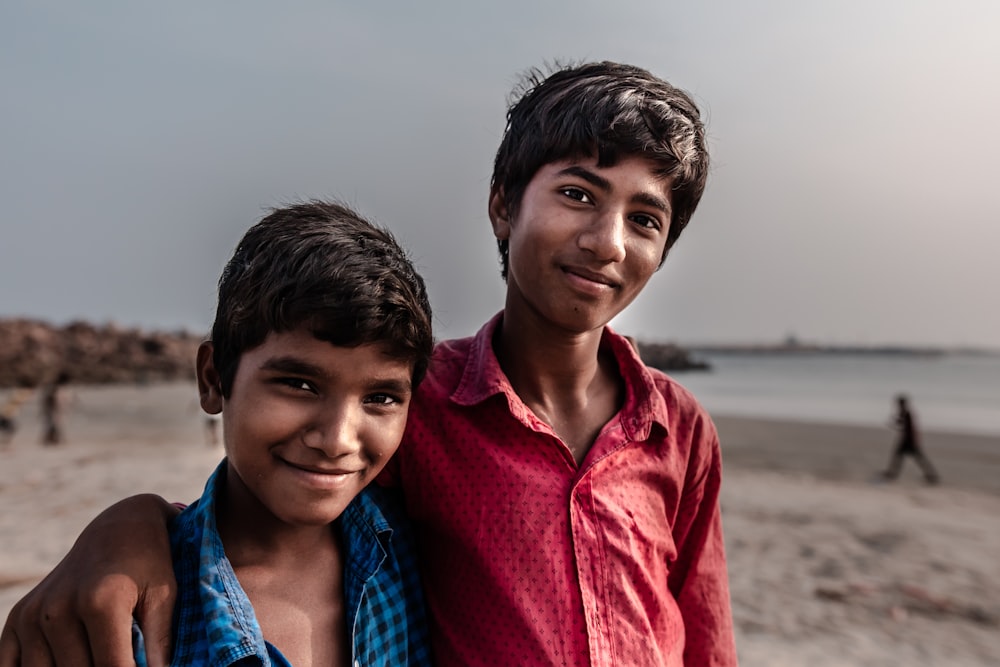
[281,459,361,477]
[564,266,618,289]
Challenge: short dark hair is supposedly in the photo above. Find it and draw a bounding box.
[491,61,710,279]
[211,200,433,397]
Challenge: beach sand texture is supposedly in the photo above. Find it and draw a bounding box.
[1,383,998,666]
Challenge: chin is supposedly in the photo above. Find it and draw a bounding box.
[278,500,352,527]
[551,310,616,335]
[284,512,344,527]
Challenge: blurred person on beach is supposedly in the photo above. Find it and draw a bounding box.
[188,396,222,446]
[203,413,221,447]
[882,394,940,485]
[39,372,71,446]
[1,61,736,667]
[0,388,34,448]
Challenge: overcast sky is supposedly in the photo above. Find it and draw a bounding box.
[2,0,998,349]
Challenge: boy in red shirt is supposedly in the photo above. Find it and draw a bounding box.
[1,61,737,666]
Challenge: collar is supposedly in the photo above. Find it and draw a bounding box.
[173,463,395,666]
[338,485,394,610]
[172,461,273,666]
[450,311,669,442]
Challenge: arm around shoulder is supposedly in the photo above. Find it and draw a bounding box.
[0,494,181,667]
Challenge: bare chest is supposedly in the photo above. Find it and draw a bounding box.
[238,561,350,666]
[532,400,619,466]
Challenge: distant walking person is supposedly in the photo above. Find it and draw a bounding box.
[0,388,34,448]
[40,372,71,446]
[882,394,939,484]
[202,412,221,447]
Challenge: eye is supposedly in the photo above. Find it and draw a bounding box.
[364,393,403,407]
[629,213,663,231]
[276,377,316,393]
[560,187,593,204]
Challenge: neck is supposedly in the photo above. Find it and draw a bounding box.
[494,308,623,465]
[495,306,607,394]
[217,466,338,567]
[214,464,349,667]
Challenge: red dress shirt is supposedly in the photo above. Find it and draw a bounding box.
[386,313,737,666]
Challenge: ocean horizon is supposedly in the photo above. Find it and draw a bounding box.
[672,351,1000,438]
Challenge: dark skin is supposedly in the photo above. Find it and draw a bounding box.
[217,479,349,667]
[0,494,180,667]
[488,157,670,465]
[1,335,408,667]
[494,323,624,466]
[0,156,674,666]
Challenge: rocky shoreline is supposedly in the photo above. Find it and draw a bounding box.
[634,340,711,371]
[0,318,203,388]
[0,318,714,388]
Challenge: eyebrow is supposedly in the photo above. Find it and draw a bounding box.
[370,377,414,397]
[259,356,326,377]
[556,165,672,215]
[259,355,413,394]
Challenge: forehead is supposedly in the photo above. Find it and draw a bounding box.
[240,328,414,378]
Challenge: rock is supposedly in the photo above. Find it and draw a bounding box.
[634,341,711,372]
[0,318,203,387]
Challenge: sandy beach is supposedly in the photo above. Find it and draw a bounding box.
[1,383,998,666]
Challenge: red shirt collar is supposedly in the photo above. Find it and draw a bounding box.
[450,311,669,442]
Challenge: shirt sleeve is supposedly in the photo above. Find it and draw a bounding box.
[668,417,738,667]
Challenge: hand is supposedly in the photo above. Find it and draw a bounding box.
[0,495,181,667]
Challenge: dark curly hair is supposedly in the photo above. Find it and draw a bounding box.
[491,61,709,279]
[210,200,433,397]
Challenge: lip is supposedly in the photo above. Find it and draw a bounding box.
[280,458,363,487]
[563,265,619,291]
[286,461,360,475]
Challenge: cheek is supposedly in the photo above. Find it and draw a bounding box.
[507,222,562,283]
[628,242,665,281]
[224,401,300,449]
[363,415,408,462]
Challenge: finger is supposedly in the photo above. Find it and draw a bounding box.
[30,588,94,667]
[3,593,59,667]
[40,616,93,667]
[80,614,135,667]
[14,637,55,667]
[78,575,141,667]
[131,582,177,667]
[0,619,23,667]
[5,621,55,667]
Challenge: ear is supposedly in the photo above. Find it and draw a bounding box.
[488,186,512,241]
[196,342,224,415]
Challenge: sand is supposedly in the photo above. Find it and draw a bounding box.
[2,383,998,666]
[714,416,1000,666]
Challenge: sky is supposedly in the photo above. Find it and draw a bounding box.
[2,0,999,349]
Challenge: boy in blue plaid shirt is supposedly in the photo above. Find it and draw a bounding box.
[132,201,433,666]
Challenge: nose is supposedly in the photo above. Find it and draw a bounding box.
[578,210,627,263]
[302,402,362,458]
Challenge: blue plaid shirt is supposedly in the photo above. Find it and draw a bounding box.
[134,461,432,666]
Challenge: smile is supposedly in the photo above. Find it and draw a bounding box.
[280,458,362,488]
[563,266,619,291]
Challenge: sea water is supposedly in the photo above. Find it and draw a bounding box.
[672,352,1000,438]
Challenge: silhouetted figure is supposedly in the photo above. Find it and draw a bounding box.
[0,388,34,448]
[203,413,221,447]
[40,372,71,446]
[882,394,939,484]
[0,416,11,445]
